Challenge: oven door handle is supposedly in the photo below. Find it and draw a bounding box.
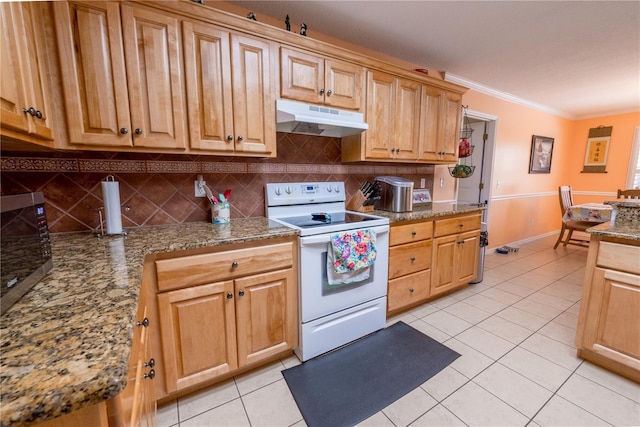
[299,224,389,246]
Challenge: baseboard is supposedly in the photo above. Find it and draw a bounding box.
[487,229,565,253]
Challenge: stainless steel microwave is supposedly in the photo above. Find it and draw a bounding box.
[1,192,52,314]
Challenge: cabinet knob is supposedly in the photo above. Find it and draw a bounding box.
[120,128,129,134]
[326,90,332,96]
[411,231,417,236]
[135,128,143,135]
[238,290,245,297]
[409,288,414,293]
[144,369,155,380]
[237,135,243,142]
[319,88,325,95]
[226,292,233,299]
[144,358,155,368]
[227,135,233,142]
[34,110,43,119]
[410,256,416,262]
[231,261,238,269]
[136,318,149,328]
[458,223,464,228]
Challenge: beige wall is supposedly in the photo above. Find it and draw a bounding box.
[463,89,639,248]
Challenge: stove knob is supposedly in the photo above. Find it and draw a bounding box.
[333,185,341,193]
[327,186,333,192]
[285,186,293,194]
[275,187,282,196]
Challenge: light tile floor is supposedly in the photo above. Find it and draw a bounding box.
[157,235,640,426]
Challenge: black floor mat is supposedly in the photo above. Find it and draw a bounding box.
[282,321,461,427]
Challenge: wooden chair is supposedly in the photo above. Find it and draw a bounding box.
[553,186,592,249]
[617,189,640,199]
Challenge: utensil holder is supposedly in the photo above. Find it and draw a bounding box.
[346,191,374,213]
[212,202,230,224]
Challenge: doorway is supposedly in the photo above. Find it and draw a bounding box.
[455,109,497,224]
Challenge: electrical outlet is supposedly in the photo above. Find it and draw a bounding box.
[420,178,426,188]
[194,180,206,197]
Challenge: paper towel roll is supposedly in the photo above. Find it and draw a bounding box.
[101,176,123,234]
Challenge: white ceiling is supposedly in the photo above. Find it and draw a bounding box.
[225,1,640,119]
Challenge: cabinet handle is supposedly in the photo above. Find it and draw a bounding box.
[227,135,233,142]
[136,318,149,328]
[411,231,417,236]
[326,90,332,96]
[410,256,416,262]
[144,358,155,368]
[226,292,233,299]
[34,110,43,119]
[134,128,143,135]
[120,128,129,134]
[231,261,238,269]
[237,135,243,142]
[319,88,325,95]
[409,288,414,293]
[238,290,245,297]
[144,369,155,380]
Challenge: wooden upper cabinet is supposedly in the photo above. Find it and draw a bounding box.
[230,33,276,156]
[1,2,53,143]
[54,1,131,147]
[280,47,364,110]
[54,2,187,150]
[363,70,420,160]
[121,4,187,150]
[418,86,461,162]
[183,20,234,151]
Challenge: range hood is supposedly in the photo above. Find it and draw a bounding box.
[276,99,368,138]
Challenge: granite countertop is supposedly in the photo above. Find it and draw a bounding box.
[372,203,485,223]
[588,200,640,241]
[0,218,297,427]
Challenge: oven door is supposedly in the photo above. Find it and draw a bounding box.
[298,224,389,323]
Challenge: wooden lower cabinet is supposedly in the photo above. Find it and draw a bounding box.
[575,238,640,382]
[387,220,433,315]
[431,214,481,297]
[152,238,298,398]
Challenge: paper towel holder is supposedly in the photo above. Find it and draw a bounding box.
[94,207,128,238]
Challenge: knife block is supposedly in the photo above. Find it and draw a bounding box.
[346,190,374,212]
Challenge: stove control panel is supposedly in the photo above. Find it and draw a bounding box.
[412,189,432,204]
[266,182,345,206]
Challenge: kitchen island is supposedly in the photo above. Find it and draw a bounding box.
[575,200,640,383]
[0,219,297,427]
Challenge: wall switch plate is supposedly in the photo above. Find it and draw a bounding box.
[194,180,206,197]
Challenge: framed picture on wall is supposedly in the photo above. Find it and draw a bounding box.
[529,135,554,174]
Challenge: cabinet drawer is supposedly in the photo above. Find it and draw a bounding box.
[155,242,294,292]
[388,240,432,279]
[434,214,481,237]
[388,270,431,313]
[390,221,433,246]
[597,242,640,275]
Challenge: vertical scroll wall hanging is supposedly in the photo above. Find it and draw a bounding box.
[581,126,612,173]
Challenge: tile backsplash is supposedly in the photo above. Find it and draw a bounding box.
[1,133,434,233]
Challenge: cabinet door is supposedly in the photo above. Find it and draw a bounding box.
[325,58,364,110]
[54,1,131,147]
[440,91,462,161]
[183,20,234,152]
[280,47,324,104]
[1,3,53,141]
[235,268,297,366]
[431,234,457,295]
[157,281,238,393]
[364,70,395,159]
[122,4,186,149]
[417,85,443,161]
[231,33,276,156]
[583,268,640,364]
[456,230,480,285]
[393,78,421,160]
